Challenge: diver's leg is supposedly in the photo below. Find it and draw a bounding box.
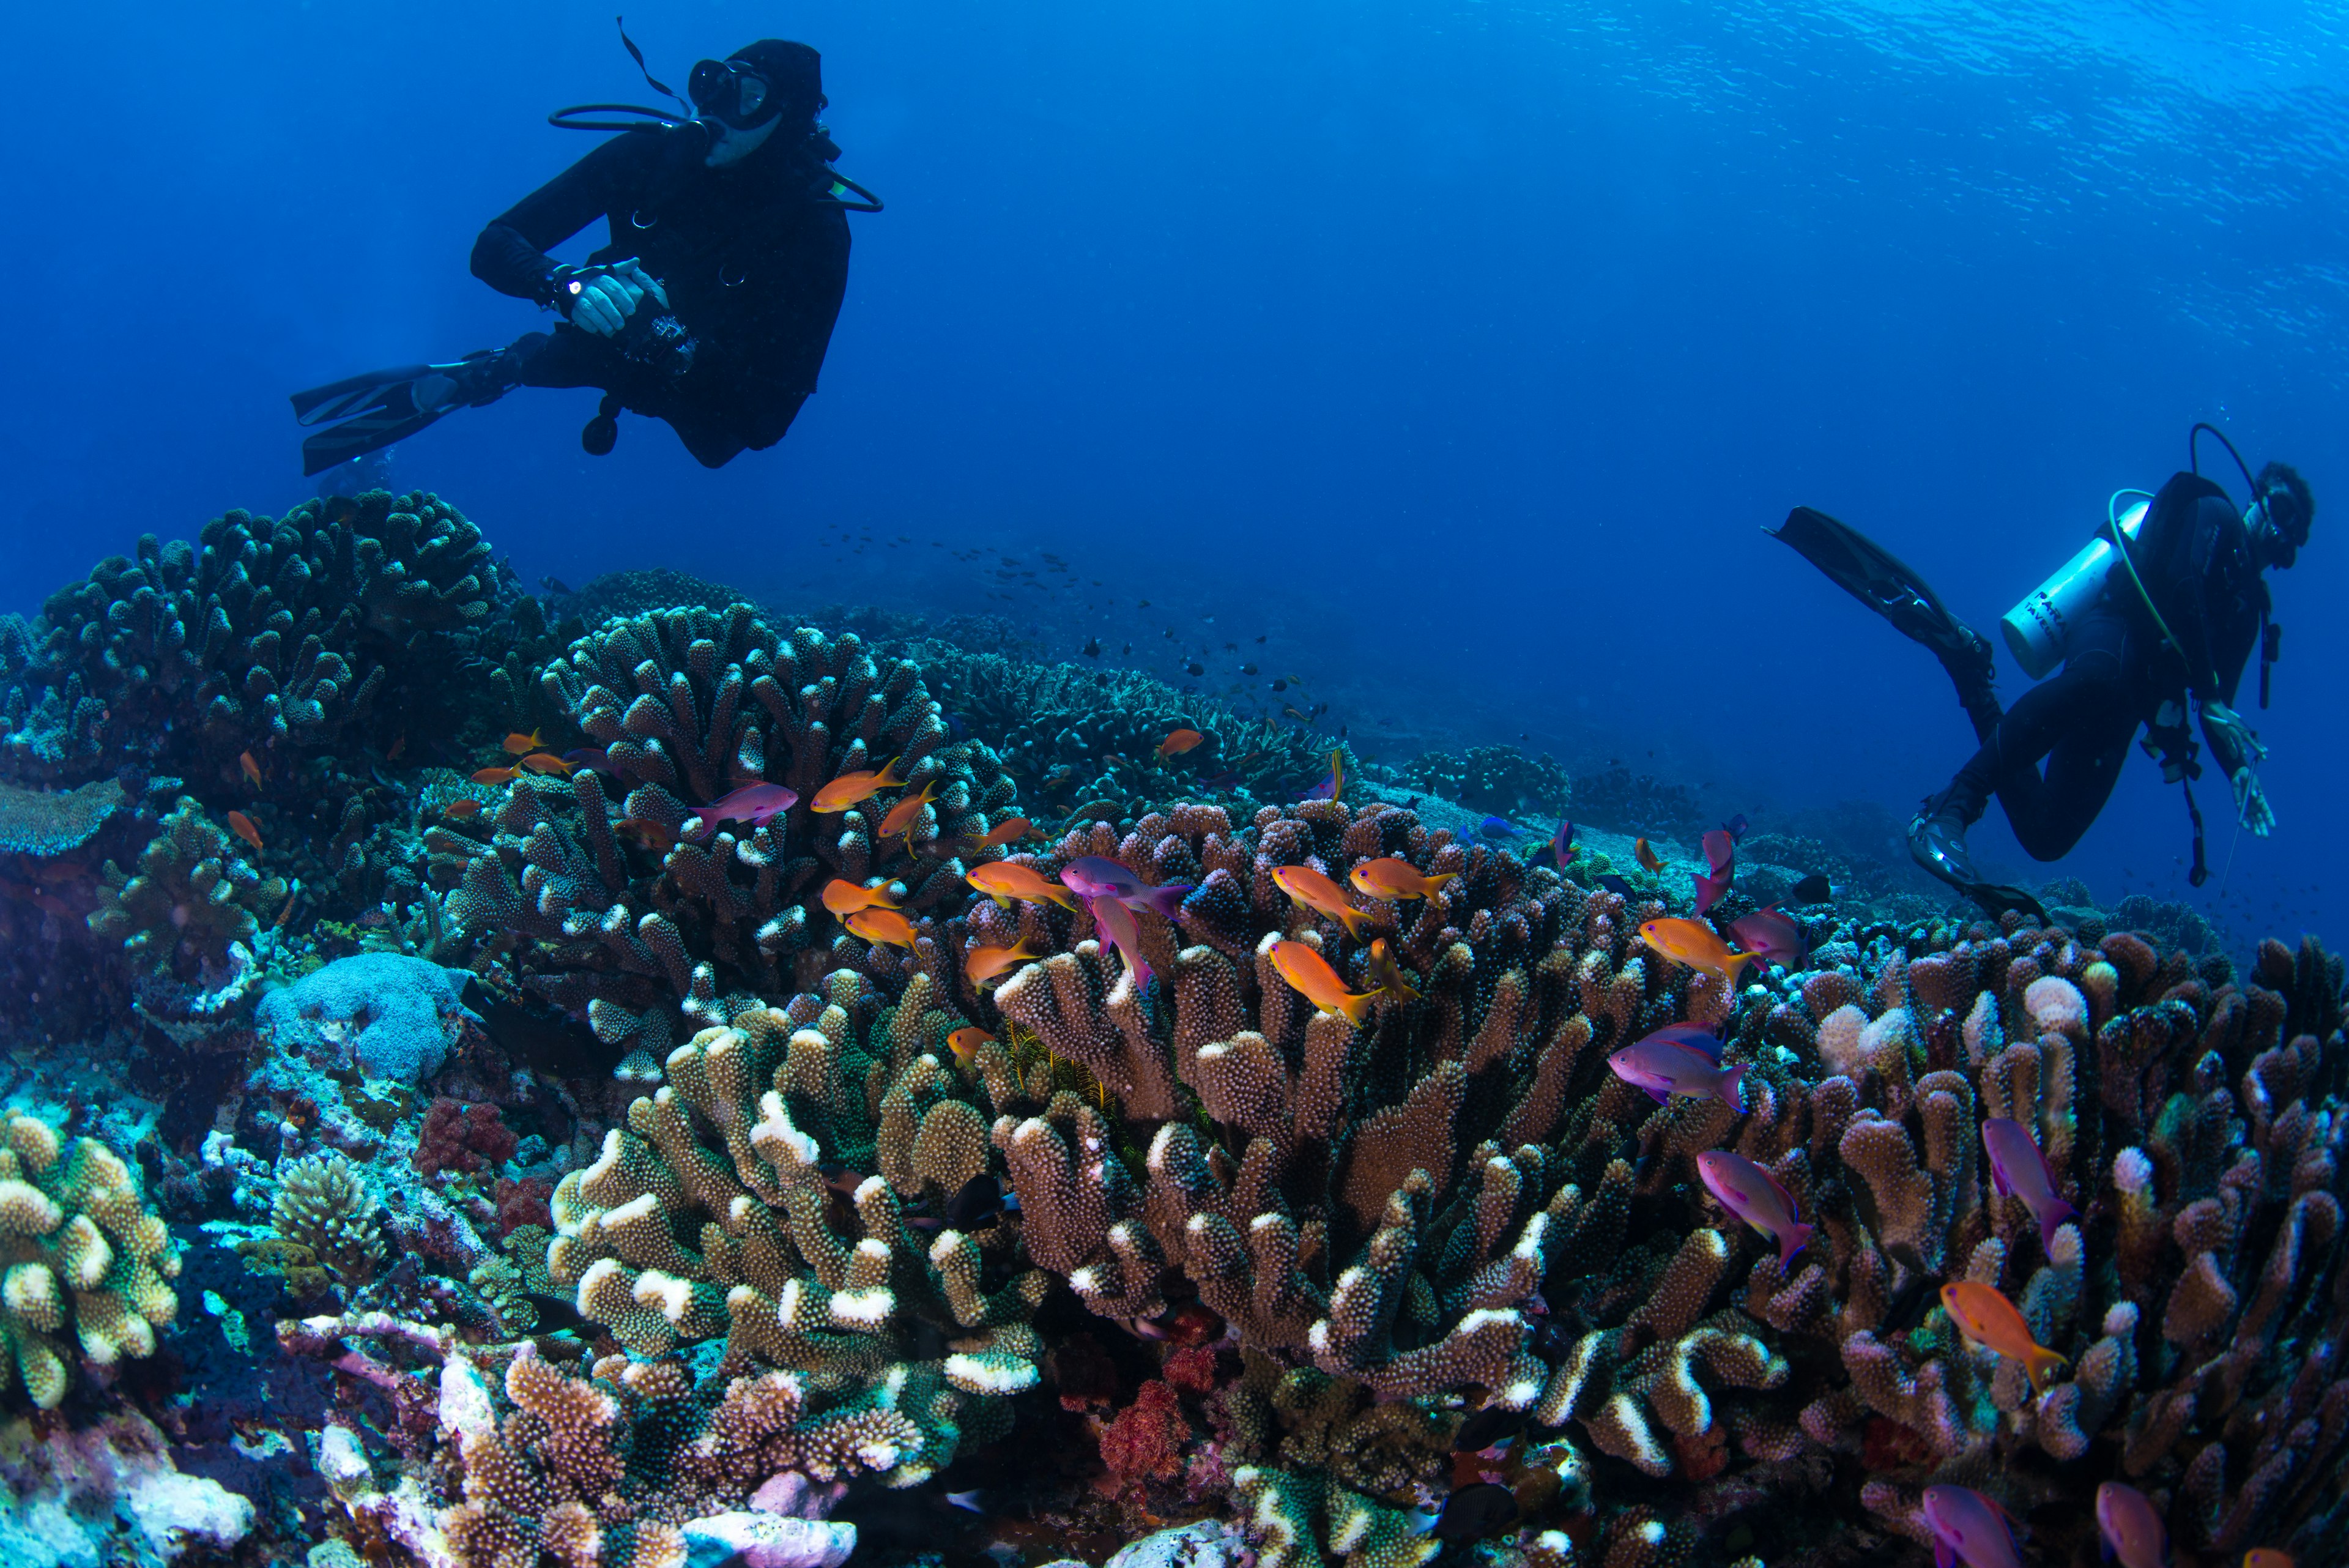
[1768,506,2000,738]
[2000,704,2137,861]
[1909,666,2088,885]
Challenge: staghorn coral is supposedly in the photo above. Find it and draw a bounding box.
[0,1109,178,1409]
[443,611,1018,1058]
[541,986,1046,1485]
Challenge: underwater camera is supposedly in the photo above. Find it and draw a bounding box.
[558,266,699,381]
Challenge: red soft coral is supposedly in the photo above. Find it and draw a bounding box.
[413,1098,519,1176]
[1162,1345,1220,1396]
[1098,1380,1188,1490]
[493,1176,554,1237]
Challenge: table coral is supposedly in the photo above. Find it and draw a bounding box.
[0,1109,178,1409]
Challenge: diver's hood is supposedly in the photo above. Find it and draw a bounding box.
[728,39,825,128]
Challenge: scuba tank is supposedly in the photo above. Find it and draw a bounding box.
[1998,491,2151,680]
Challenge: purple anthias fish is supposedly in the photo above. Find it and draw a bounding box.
[1692,828,1735,913]
[1087,893,1152,991]
[1920,1486,2022,1568]
[2094,1482,2168,1568]
[685,782,799,841]
[1729,907,1809,969]
[1701,829,1735,875]
[1607,1038,1748,1112]
[1697,1150,1814,1269]
[1304,751,1344,801]
[1721,813,1749,840]
[1550,820,1576,869]
[1981,1117,2078,1252]
[1636,1022,1723,1060]
[1058,856,1192,920]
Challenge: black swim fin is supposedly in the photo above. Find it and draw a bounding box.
[291,351,519,478]
[1770,506,2000,734]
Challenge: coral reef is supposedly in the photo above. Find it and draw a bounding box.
[0,488,2343,1568]
[1401,745,1570,819]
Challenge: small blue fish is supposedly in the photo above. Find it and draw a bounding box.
[1722,813,1750,840]
[1477,816,1523,840]
[1597,873,1638,900]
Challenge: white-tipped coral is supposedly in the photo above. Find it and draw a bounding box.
[0,1109,177,1408]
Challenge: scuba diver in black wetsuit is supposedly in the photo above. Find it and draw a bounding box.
[1772,429,2314,920]
[293,36,875,474]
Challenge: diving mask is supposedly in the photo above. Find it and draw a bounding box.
[688,58,775,130]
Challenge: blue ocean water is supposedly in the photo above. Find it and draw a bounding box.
[4,0,2340,950]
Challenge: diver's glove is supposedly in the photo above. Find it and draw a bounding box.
[2232,767,2275,838]
[554,259,670,336]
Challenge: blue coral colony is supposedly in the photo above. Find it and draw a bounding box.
[0,491,2332,1567]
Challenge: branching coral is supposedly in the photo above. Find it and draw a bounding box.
[88,797,286,1022]
[541,985,1045,1485]
[443,611,1019,1058]
[0,1109,178,1409]
[271,1152,389,1288]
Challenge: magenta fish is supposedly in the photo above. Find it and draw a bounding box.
[685,782,799,841]
[1693,867,1731,915]
[2093,1483,2167,1568]
[1059,856,1192,920]
[1697,1150,1814,1268]
[1981,1118,2077,1252]
[1920,1486,2023,1568]
[1701,829,1735,875]
[1088,893,1153,991]
[1729,907,1809,969]
[1607,1038,1748,1112]
[1550,819,1577,869]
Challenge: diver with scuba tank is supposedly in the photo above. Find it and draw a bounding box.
[1772,426,2314,919]
[292,33,879,474]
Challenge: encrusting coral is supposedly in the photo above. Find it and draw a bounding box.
[0,1108,178,1409]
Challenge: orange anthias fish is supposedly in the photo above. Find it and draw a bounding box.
[502,729,543,756]
[441,798,484,820]
[2243,1551,2296,1568]
[1940,1281,2069,1393]
[965,938,1042,987]
[822,879,900,917]
[1156,728,1204,759]
[813,756,908,814]
[1348,858,1458,904]
[1638,917,1754,987]
[1634,838,1666,874]
[1271,866,1377,942]
[1365,938,1419,1004]
[948,1026,995,1066]
[1267,939,1380,1027]
[470,765,520,785]
[967,863,1080,913]
[238,750,262,788]
[964,816,1036,852]
[877,780,938,845]
[846,907,919,949]
[617,818,677,853]
[385,734,406,762]
[519,752,578,776]
[225,811,264,853]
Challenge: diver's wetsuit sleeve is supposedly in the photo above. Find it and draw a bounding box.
[470,135,653,308]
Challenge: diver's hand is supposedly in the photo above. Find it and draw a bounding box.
[2232,767,2275,838]
[560,259,670,336]
[2199,699,2268,771]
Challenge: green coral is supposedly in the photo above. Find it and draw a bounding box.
[0,1109,179,1409]
[88,797,286,980]
[270,1153,388,1287]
